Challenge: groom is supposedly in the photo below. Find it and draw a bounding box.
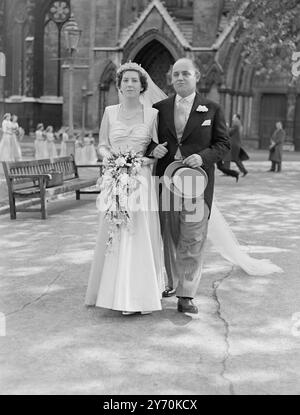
[147,58,230,313]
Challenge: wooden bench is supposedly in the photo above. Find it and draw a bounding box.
[2,156,102,219]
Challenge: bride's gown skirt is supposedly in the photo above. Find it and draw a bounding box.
[85,105,165,312]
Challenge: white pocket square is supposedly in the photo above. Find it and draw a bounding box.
[201,119,211,126]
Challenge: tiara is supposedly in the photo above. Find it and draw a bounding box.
[117,61,147,76]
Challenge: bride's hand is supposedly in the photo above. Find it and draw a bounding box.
[139,157,155,166]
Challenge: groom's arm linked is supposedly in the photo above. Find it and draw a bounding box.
[145,99,231,169]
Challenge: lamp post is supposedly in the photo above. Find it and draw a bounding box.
[81,83,87,135]
[0,52,6,120]
[64,14,82,143]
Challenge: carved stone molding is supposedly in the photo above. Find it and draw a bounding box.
[99,60,117,91]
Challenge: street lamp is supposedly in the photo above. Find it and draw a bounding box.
[0,52,6,120]
[64,14,82,142]
[81,83,87,135]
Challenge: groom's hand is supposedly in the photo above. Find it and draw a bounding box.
[183,154,203,168]
[153,142,168,159]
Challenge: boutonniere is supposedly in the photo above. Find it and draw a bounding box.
[196,105,208,112]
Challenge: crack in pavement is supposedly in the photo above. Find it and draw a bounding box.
[6,270,64,318]
[211,267,235,395]
[5,237,68,319]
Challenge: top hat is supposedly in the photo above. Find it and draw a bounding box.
[163,160,208,199]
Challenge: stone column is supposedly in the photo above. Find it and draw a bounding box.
[237,94,243,116]
[250,92,260,147]
[231,93,238,118]
[243,96,250,137]
[24,0,36,97]
[224,91,232,125]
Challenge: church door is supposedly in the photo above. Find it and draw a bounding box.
[134,40,175,95]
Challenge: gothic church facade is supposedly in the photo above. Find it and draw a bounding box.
[0,0,299,150]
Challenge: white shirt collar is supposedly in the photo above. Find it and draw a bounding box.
[175,91,196,104]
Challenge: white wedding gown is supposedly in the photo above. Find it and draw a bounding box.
[85,105,165,312]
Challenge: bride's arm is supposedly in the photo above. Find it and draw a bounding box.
[98,108,112,160]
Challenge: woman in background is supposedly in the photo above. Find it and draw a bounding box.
[11,114,22,161]
[34,123,48,159]
[45,125,58,159]
[82,132,98,164]
[0,113,14,161]
[60,127,69,157]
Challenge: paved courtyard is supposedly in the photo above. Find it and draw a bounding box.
[0,155,300,395]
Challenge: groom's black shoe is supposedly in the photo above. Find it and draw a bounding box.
[177,297,198,314]
[162,287,176,297]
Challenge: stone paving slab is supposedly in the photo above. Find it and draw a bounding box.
[0,160,300,395]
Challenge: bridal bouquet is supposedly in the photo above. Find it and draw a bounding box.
[96,150,143,250]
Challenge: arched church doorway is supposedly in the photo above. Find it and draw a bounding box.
[133,40,175,95]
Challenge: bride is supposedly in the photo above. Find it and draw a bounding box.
[85,62,165,315]
[85,62,282,315]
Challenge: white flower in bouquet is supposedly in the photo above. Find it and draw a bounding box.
[119,172,129,187]
[115,156,127,167]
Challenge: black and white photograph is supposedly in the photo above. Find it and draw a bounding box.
[0,0,300,398]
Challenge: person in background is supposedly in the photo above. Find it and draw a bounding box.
[216,159,239,182]
[60,127,69,157]
[34,123,48,159]
[82,132,98,164]
[268,121,285,173]
[0,113,14,161]
[45,126,58,159]
[223,114,248,177]
[74,133,84,164]
[11,114,22,161]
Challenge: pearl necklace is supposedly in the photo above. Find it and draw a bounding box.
[120,105,143,120]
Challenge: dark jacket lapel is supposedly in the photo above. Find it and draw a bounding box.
[181,93,207,142]
[163,96,177,140]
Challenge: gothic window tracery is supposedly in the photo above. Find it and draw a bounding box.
[43,0,70,96]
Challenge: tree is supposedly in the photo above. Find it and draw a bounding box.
[238,0,300,79]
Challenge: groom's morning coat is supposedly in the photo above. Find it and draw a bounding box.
[147,93,231,211]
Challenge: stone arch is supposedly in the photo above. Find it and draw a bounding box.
[98,60,118,123]
[123,30,180,94]
[123,29,182,64]
[99,60,117,91]
[225,41,244,91]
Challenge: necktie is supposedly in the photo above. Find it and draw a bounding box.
[174,98,188,160]
[175,98,188,134]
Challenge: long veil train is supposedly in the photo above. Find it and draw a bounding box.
[208,202,282,275]
[139,68,283,276]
